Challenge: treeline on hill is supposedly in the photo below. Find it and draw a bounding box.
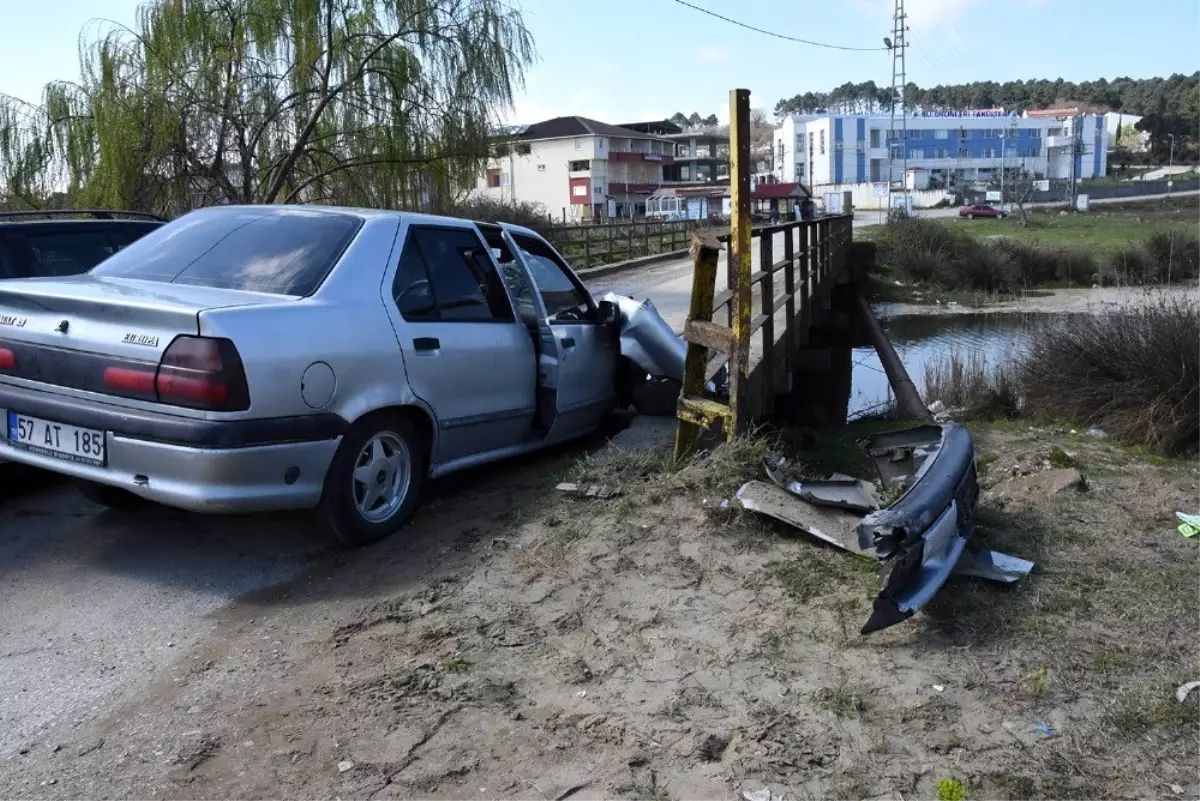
[775,74,1199,159]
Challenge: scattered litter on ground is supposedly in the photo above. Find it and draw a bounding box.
[741,788,773,801]
[336,760,354,773]
[555,482,621,499]
[1034,720,1056,737]
[1086,426,1107,438]
[1175,512,1200,538]
[1174,681,1200,703]
[932,684,945,693]
[1170,784,1185,795]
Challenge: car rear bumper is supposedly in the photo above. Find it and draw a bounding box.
[0,381,345,513]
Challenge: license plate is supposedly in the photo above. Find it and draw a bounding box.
[5,412,106,466]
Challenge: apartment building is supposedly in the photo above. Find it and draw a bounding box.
[773,110,1107,190]
[472,116,674,220]
[618,120,731,183]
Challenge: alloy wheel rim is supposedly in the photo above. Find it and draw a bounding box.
[351,431,412,524]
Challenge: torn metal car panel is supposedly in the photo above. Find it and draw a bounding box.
[735,423,1031,635]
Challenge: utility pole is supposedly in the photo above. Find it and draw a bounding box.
[887,0,908,212]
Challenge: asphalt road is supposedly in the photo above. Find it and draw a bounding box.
[0,469,327,757]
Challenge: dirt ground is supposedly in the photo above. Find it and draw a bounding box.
[1,419,1196,800]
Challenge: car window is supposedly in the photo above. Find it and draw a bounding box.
[106,224,159,250]
[511,234,593,323]
[20,231,115,277]
[91,209,359,296]
[391,226,513,322]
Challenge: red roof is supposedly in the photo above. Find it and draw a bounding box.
[752,182,809,200]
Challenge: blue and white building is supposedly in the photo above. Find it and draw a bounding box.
[773,110,1107,190]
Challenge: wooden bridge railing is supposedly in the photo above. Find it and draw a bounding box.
[675,88,855,458]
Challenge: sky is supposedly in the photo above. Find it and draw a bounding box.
[2,0,1198,124]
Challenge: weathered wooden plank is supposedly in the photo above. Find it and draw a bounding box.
[728,88,752,438]
[684,320,733,353]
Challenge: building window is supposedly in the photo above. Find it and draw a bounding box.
[536,164,546,172]
[797,164,805,179]
[1028,128,1041,139]
[677,144,690,157]
[572,185,587,197]
[935,129,949,140]
[516,143,531,155]
[983,148,995,158]
[819,130,825,155]
[936,148,948,158]
[808,132,814,152]
[870,128,881,148]
[487,168,501,188]
[574,138,582,150]
[500,172,510,187]
[593,186,603,195]
[716,143,730,158]
[1026,146,1041,158]
[596,138,606,150]
[569,159,590,171]
[696,145,711,158]
[971,129,985,139]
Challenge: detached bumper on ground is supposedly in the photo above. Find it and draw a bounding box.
[736,423,1034,634]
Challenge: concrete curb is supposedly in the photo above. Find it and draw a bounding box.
[575,248,691,281]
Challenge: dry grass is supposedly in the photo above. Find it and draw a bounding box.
[1020,297,1199,454]
[922,350,1020,419]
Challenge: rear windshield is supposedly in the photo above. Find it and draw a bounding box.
[91,208,361,295]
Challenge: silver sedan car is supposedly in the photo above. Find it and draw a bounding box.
[0,206,644,544]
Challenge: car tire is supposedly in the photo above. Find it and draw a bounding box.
[318,412,425,547]
[76,481,150,511]
[967,213,974,219]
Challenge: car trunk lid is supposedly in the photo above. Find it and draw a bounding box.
[0,275,288,397]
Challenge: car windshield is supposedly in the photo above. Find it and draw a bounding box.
[91,208,361,296]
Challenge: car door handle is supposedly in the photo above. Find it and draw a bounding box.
[413,337,440,352]
[561,336,576,348]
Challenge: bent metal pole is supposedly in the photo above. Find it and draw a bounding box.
[855,294,932,421]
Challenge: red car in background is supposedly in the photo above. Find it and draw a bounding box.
[958,204,1005,219]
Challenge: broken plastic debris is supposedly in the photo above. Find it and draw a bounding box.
[556,482,621,500]
[1086,426,1107,438]
[741,789,773,801]
[337,760,354,773]
[1034,720,1055,737]
[952,548,1035,583]
[1176,512,1200,538]
[932,684,945,693]
[1175,680,1200,703]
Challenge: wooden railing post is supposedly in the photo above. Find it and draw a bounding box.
[782,225,795,377]
[673,232,724,459]
[759,230,774,416]
[607,221,614,264]
[584,229,592,270]
[728,88,752,436]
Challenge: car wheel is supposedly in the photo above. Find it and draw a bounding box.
[76,481,150,511]
[967,213,974,219]
[319,413,425,546]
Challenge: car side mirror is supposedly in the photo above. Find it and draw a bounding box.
[597,299,620,327]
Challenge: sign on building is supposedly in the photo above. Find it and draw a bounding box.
[1033,179,1050,192]
[985,190,1002,202]
[872,182,889,199]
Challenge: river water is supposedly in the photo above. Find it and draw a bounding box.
[849,307,1042,418]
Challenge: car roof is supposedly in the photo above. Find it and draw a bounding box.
[186,205,551,240]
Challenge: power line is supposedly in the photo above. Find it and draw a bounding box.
[669,0,889,52]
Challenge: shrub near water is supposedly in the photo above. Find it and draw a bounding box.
[1106,231,1200,285]
[1020,299,1200,455]
[880,216,1100,292]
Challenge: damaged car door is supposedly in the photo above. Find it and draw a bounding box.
[507,231,617,443]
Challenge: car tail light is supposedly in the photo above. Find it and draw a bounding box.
[155,336,250,411]
[0,347,14,370]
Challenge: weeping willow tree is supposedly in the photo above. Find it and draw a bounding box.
[0,0,534,214]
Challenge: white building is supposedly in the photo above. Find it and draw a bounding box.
[1103,111,1148,152]
[773,110,1108,190]
[471,116,675,221]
